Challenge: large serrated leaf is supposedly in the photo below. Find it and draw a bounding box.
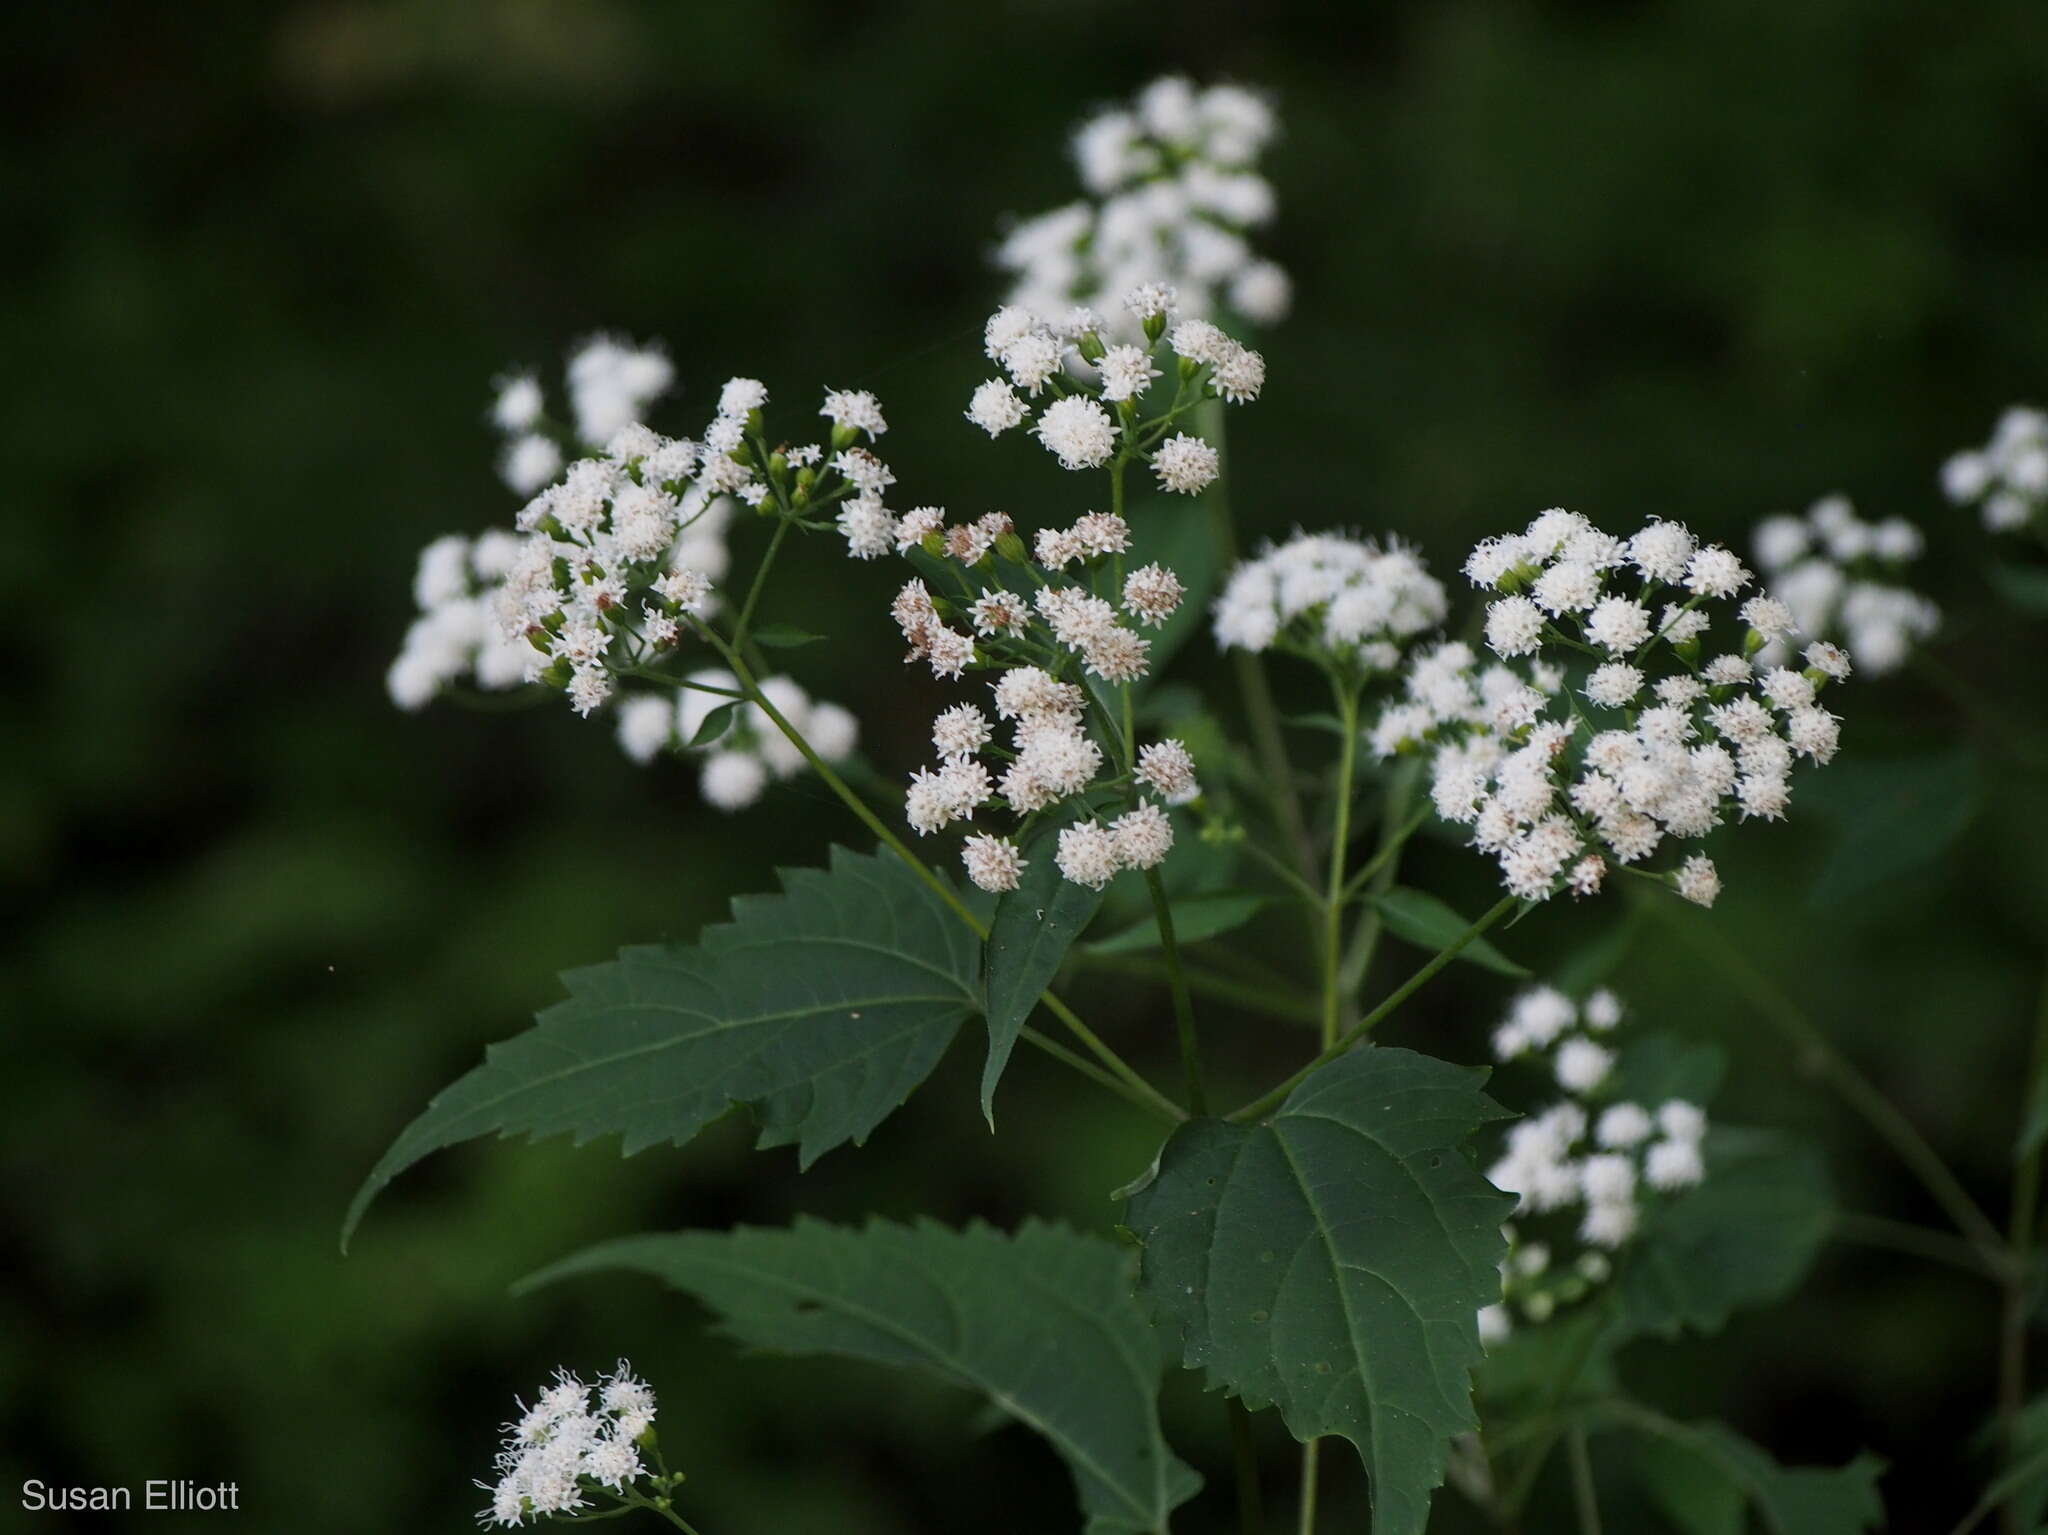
[343,846,980,1247]
[1623,1413,1885,1534]
[1612,1129,1833,1343]
[1125,1045,1515,1535]
[981,821,1104,1125]
[521,1217,1202,1535]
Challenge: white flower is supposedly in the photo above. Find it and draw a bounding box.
[1097,343,1162,402]
[807,702,859,762]
[615,694,676,764]
[1210,342,1266,403]
[1112,800,1175,869]
[1486,596,1546,658]
[1034,395,1120,469]
[1584,596,1652,653]
[966,378,1029,436]
[1151,433,1220,494]
[1136,739,1200,803]
[1596,1102,1654,1148]
[1123,563,1186,626]
[820,388,886,439]
[1645,1137,1706,1189]
[1055,821,1124,888]
[701,749,768,810]
[501,433,564,495]
[1217,532,1447,665]
[1555,1038,1615,1094]
[1123,281,1178,321]
[962,834,1026,893]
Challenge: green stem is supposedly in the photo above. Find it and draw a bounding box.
[1296,1439,1320,1535]
[1567,1426,1602,1535]
[730,516,791,652]
[1335,761,1423,1016]
[1644,891,2007,1260]
[1145,866,1209,1116]
[1833,1212,2003,1279]
[1086,954,1322,1027]
[1999,956,2048,1534]
[1228,1397,1268,1535]
[1320,682,1363,1048]
[1231,895,1518,1123]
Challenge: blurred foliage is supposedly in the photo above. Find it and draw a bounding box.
[7,1,2048,1529]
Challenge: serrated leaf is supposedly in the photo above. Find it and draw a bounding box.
[1372,887,1529,978]
[1623,1414,1885,1535]
[1802,746,1981,910]
[522,1217,1202,1535]
[1125,1045,1514,1535]
[1088,892,1269,957]
[1613,1129,1833,1343]
[687,700,739,748]
[982,821,1104,1124]
[343,847,980,1248]
[749,623,824,648]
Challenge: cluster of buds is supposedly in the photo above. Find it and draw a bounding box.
[1476,988,1709,1347]
[886,502,1202,892]
[1751,494,1940,676]
[965,292,1263,488]
[1942,405,2048,534]
[996,76,1289,334]
[1377,510,1850,907]
[1212,531,1448,675]
[479,1362,668,1528]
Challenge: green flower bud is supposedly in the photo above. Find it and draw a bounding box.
[1143,311,1167,344]
[830,422,859,452]
[1743,628,1767,656]
[540,657,573,689]
[1077,332,1107,364]
[994,530,1027,564]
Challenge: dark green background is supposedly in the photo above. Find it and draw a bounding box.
[8,2,2047,1529]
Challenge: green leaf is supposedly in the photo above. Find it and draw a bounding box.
[1624,1414,1885,1535]
[1371,887,1530,978]
[342,846,980,1248]
[1125,1045,1514,1535]
[1802,746,1981,910]
[1989,560,2048,615]
[2021,1072,2048,1163]
[521,1217,1202,1535]
[1608,1031,1727,1109]
[1088,892,1269,957]
[749,623,823,648]
[686,700,739,748]
[1612,1130,1833,1343]
[981,821,1104,1125]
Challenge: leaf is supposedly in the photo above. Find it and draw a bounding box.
[1802,746,1981,910]
[982,821,1104,1125]
[749,623,823,648]
[343,846,980,1248]
[1371,887,1530,978]
[1608,1031,1727,1109]
[686,700,739,748]
[521,1217,1202,1535]
[1125,1045,1515,1535]
[1625,1415,1885,1535]
[2022,1072,2048,1163]
[1612,1129,1833,1343]
[1088,892,1269,957]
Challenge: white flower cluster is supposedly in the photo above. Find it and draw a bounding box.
[614,669,859,811]
[1942,405,2048,533]
[479,1362,657,1527]
[1212,532,1448,671]
[1377,509,1851,906]
[996,77,1289,335]
[387,530,551,710]
[887,504,1202,892]
[1475,988,1709,1347]
[1752,494,1939,675]
[490,336,676,495]
[964,297,1262,489]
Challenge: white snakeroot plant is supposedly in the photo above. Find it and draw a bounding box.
[1942,404,2048,534]
[996,77,1290,336]
[1751,494,1940,675]
[357,82,2011,1535]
